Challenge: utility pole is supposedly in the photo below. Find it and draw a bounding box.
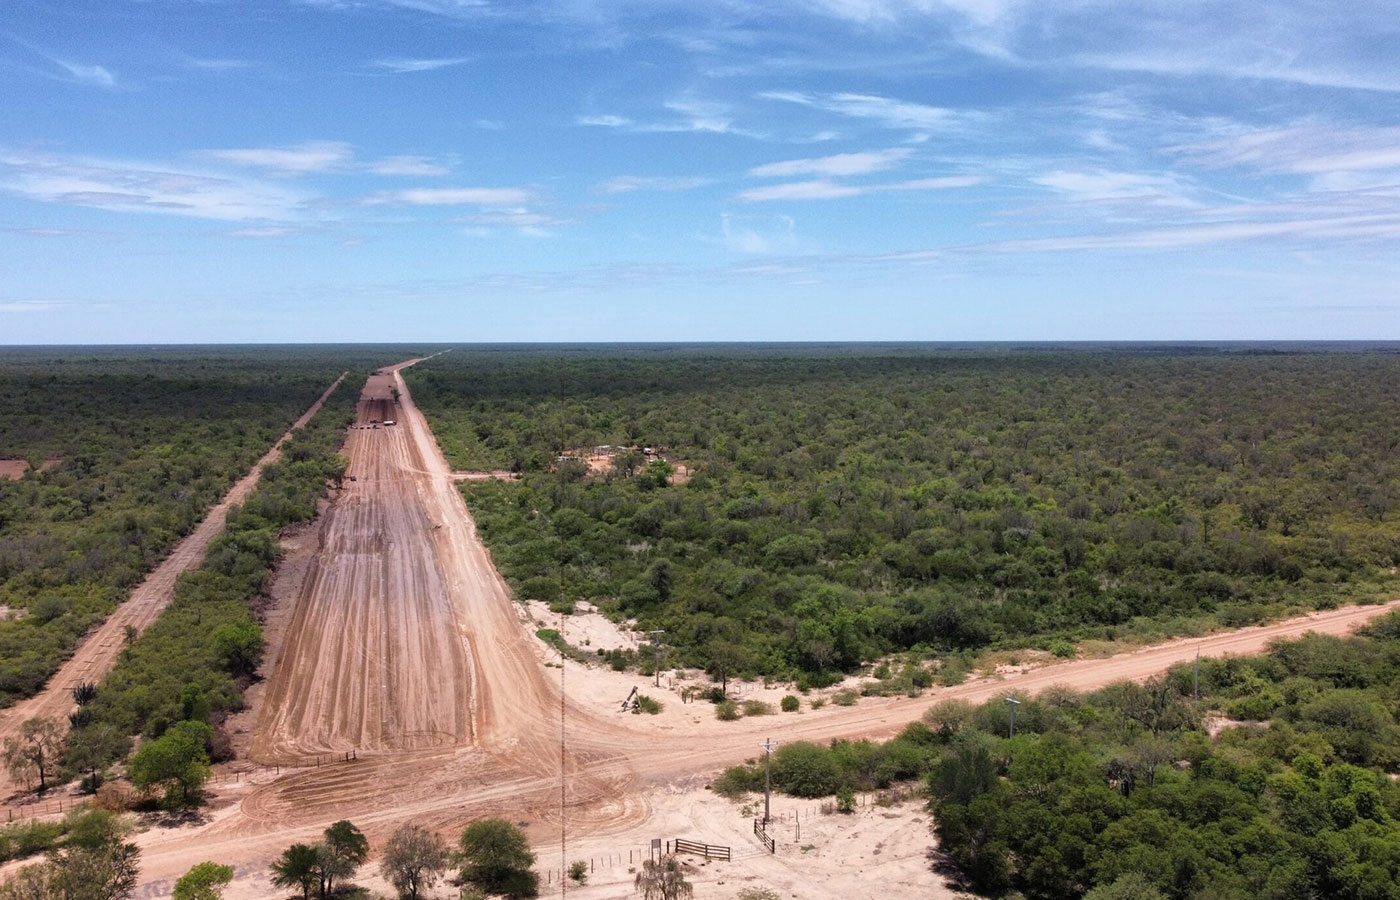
[647,630,665,688]
[760,738,779,825]
[1005,697,1020,739]
[1193,647,1200,701]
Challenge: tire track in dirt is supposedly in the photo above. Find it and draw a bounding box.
[0,373,346,801]
[249,364,482,760]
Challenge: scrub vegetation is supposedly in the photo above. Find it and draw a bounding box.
[406,346,1400,683]
[717,612,1400,900]
[62,370,364,789]
[0,348,376,707]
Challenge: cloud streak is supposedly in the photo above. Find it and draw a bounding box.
[749,148,912,177]
[738,174,983,201]
[0,151,308,221]
[365,186,533,206]
[761,90,967,131]
[373,56,471,73]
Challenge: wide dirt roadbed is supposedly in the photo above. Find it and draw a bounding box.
[0,373,346,802]
[122,361,1400,898]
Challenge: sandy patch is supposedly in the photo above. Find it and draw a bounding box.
[526,785,953,900]
[0,459,27,480]
[451,469,520,481]
[525,600,641,653]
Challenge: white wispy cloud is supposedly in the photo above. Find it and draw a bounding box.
[54,59,116,88]
[365,186,533,206]
[0,300,73,313]
[199,141,355,175]
[0,151,308,221]
[739,180,862,201]
[577,101,762,137]
[738,174,984,201]
[367,155,452,176]
[749,148,912,178]
[577,114,633,128]
[374,56,470,73]
[1031,170,1198,208]
[598,175,711,194]
[760,90,965,131]
[197,142,452,178]
[974,213,1400,253]
[1172,126,1400,176]
[184,56,255,71]
[227,226,302,238]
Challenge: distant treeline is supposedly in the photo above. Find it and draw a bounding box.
[407,348,1400,682]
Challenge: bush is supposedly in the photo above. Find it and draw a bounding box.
[569,860,588,884]
[0,821,64,863]
[636,695,662,715]
[832,689,859,707]
[715,700,740,721]
[742,700,772,717]
[780,694,800,712]
[712,766,762,799]
[771,742,841,798]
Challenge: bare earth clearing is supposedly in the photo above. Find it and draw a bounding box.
[0,374,346,803]
[17,360,1397,898]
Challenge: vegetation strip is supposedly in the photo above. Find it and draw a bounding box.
[30,372,365,803]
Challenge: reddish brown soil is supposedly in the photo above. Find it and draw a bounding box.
[0,460,27,481]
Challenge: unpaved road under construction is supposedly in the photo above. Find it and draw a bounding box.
[0,373,346,802]
[126,361,1400,896]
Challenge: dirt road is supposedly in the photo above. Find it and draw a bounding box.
[0,374,345,802]
[114,362,1398,898]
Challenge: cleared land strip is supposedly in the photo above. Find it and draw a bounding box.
[0,372,346,797]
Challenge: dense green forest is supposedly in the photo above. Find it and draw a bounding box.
[717,612,1400,900]
[406,346,1400,682]
[0,347,403,707]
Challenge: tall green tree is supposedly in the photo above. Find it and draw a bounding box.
[459,818,538,899]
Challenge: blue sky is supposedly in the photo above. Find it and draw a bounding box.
[3,0,1399,342]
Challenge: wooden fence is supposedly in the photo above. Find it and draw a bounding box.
[752,818,775,854]
[673,837,731,861]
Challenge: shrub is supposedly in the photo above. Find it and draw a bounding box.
[712,766,762,799]
[636,695,662,715]
[780,694,800,712]
[715,700,740,721]
[569,860,588,884]
[771,742,841,797]
[832,689,859,707]
[742,700,772,717]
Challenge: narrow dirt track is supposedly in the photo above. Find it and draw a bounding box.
[120,362,1399,897]
[0,373,346,801]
